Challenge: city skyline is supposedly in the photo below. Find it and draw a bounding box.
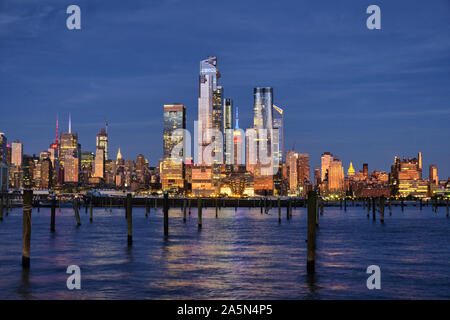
[0,0,449,178]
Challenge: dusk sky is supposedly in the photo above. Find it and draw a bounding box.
[0,0,449,178]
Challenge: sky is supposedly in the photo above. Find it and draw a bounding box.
[0,0,449,178]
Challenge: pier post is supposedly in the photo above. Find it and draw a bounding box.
[420,198,423,211]
[188,199,191,215]
[446,198,448,217]
[215,198,218,218]
[260,198,263,214]
[380,196,385,223]
[197,198,202,229]
[110,198,112,213]
[50,197,56,232]
[372,197,376,220]
[126,194,132,245]
[163,193,169,236]
[401,198,404,212]
[73,197,81,226]
[307,191,317,274]
[367,198,370,218]
[340,199,342,210]
[145,198,149,217]
[344,197,347,212]
[22,190,32,268]
[289,198,293,218]
[85,197,88,213]
[315,196,319,227]
[0,193,3,221]
[5,193,8,215]
[37,197,40,212]
[286,198,290,220]
[389,198,392,215]
[278,197,281,223]
[89,197,93,222]
[183,199,187,222]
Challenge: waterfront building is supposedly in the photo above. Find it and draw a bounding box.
[162,104,186,192]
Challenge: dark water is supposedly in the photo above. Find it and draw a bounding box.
[0,204,449,299]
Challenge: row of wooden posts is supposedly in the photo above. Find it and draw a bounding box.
[4,190,449,275]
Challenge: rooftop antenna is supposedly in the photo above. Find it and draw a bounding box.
[56,114,59,144]
[234,106,239,129]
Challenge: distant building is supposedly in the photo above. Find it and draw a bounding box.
[429,165,438,186]
[321,152,333,182]
[328,158,344,192]
[347,162,355,177]
[96,127,108,160]
[0,133,8,192]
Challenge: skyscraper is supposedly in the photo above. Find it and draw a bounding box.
[363,163,369,179]
[328,158,344,192]
[59,116,81,183]
[223,98,234,170]
[162,104,186,192]
[96,127,108,161]
[11,141,23,167]
[252,87,275,195]
[429,165,438,185]
[321,152,333,182]
[197,56,221,165]
[0,133,8,192]
[347,162,355,177]
[94,147,105,178]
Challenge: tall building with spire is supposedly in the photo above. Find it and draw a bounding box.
[96,126,108,161]
[347,162,355,177]
[197,56,221,165]
[59,114,80,183]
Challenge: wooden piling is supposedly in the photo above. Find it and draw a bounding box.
[277,197,281,223]
[380,196,385,223]
[197,197,202,229]
[73,197,81,226]
[0,193,3,221]
[50,197,56,232]
[215,198,218,218]
[344,198,347,212]
[163,193,169,236]
[307,191,317,274]
[183,199,187,222]
[5,193,8,215]
[188,199,191,215]
[89,198,93,222]
[145,198,149,217]
[372,197,376,220]
[367,198,370,217]
[389,198,392,215]
[126,194,132,245]
[446,198,448,217]
[110,198,112,212]
[22,190,32,268]
[401,198,404,212]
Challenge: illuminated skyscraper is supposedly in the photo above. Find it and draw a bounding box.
[321,152,333,182]
[328,158,344,192]
[223,98,234,170]
[197,57,221,165]
[347,162,355,177]
[59,116,81,183]
[286,150,298,192]
[94,147,105,178]
[297,153,310,194]
[0,133,8,192]
[11,141,23,167]
[363,163,369,179]
[96,127,108,161]
[0,133,7,165]
[253,87,275,195]
[429,165,438,185]
[162,104,186,192]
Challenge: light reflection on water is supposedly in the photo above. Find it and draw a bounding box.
[0,205,449,299]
